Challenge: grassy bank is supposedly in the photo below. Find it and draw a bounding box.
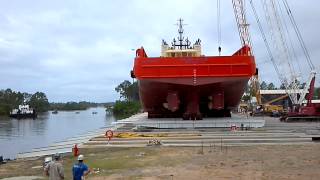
[2,145,320,179]
[0,147,190,179]
[112,100,141,120]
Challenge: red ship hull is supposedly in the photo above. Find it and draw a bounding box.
[133,46,256,120]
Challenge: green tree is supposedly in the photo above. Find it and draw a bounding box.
[267,83,276,90]
[49,101,97,111]
[115,80,132,100]
[115,80,139,101]
[279,83,286,89]
[0,89,24,115]
[288,79,300,89]
[0,89,11,115]
[29,92,50,112]
[126,81,139,101]
[314,87,320,99]
[113,80,141,119]
[260,81,268,90]
[113,100,141,119]
[0,89,50,115]
[241,94,251,102]
[299,82,306,89]
[23,92,32,102]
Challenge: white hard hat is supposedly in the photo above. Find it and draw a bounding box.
[78,154,84,161]
[45,156,52,163]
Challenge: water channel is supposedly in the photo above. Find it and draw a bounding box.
[0,107,115,159]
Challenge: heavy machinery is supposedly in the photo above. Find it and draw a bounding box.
[250,72,286,117]
[247,0,319,121]
[256,94,288,117]
[233,0,319,120]
[263,94,287,115]
[232,0,285,117]
[283,74,320,121]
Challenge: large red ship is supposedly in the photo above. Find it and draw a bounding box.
[132,19,256,120]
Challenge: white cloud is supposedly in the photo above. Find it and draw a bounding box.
[0,0,319,102]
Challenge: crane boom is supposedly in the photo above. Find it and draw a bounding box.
[232,0,320,120]
[232,0,252,49]
[232,0,261,106]
[256,0,316,106]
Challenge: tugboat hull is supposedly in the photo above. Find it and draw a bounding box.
[9,113,37,119]
[139,77,249,119]
[133,46,256,119]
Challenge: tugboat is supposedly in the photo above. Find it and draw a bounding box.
[9,104,37,119]
[132,19,256,120]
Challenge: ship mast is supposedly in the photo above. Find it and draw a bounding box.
[173,18,190,50]
[177,18,184,49]
[161,19,202,57]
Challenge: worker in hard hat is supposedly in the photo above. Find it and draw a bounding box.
[72,154,90,180]
[44,153,65,180]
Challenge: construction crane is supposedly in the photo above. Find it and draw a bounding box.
[232,0,252,50]
[232,0,319,119]
[232,0,279,116]
[247,0,319,121]
[231,0,259,103]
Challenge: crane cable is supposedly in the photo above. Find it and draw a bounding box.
[250,0,293,101]
[217,0,222,55]
[248,0,284,85]
[261,0,296,83]
[249,0,310,105]
[276,0,302,76]
[282,0,315,70]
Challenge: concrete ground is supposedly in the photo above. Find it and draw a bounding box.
[3,113,320,179]
[15,113,320,158]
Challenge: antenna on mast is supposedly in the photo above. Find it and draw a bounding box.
[174,18,188,49]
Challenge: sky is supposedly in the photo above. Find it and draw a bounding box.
[0,0,319,102]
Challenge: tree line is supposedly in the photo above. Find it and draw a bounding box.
[259,81,307,90]
[243,81,320,102]
[0,89,49,115]
[113,80,141,119]
[115,80,139,101]
[49,101,98,111]
[259,81,319,98]
[0,88,103,116]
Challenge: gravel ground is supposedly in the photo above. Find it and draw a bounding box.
[1,176,43,180]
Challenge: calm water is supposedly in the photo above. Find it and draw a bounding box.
[0,107,115,159]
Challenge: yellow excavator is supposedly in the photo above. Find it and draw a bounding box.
[251,73,286,117]
[263,94,287,115]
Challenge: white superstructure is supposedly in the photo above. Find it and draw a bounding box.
[10,105,34,115]
[160,18,202,58]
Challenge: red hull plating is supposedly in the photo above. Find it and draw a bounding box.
[133,46,256,119]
